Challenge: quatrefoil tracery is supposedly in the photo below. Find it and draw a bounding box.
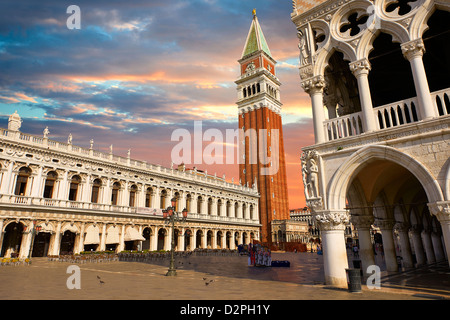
[339,12,370,37]
[385,0,419,16]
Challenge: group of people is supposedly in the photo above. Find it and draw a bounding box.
[247,243,272,267]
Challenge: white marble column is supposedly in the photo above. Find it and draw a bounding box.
[421,228,436,264]
[394,222,414,268]
[351,214,375,276]
[349,58,377,132]
[431,231,445,262]
[314,210,350,287]
[401,39,436,120]
[375,219,398,272]
[410,225,426,266]
[99,223,107,251]
[178,228,185,252]
[1,161,14,195]
[302,76,326,144]
[150,227,158,251]
[51,221,62,255]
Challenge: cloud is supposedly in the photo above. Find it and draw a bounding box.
[0,0,313,208]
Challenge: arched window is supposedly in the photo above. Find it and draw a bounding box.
[217,199,222,216]
[68,175,81,201]
[186,194,192,213]
[43,171,58,199]
[145,187,152,208]
[129,184,137,207]
[208,197,213,215]
[111,182,120,205]
[243,88,247,98]
[91,178,102,203]
[160,189,167,209]
[14,167,31,196]
[197,196,203,214]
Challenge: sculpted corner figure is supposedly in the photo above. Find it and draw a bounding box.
[301,151,320,200]
[307,158,319,199]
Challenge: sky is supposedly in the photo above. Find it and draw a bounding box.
[0,0,315,209]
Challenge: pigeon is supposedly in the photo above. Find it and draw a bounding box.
[99,280,105,285]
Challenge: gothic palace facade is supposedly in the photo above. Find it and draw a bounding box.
[292,0,449,286]
[0,112,260,258]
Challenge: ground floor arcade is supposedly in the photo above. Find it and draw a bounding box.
[306,143,449,287]
[0,211,259,259]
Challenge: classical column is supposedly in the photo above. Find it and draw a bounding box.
[211,198,218,216]
[179,228,185,252]
[410,225,426,266]
[99,223,107,252]
[1,161,14,195]
[421,228,436,264]
[20,221,34,259]
[314,210,349,287]
[0,219,4,255]
[394,222,414,268]
[431,231,445,262]
[165,227,172,251]
[150,227,158,251]
[401,39,436,120]
[202,230,207,249]
[302,76,326,144]
[51,221,63,256]
[30,166,43,198]
[349,58,377,132]
[192,228,197,249]
[351,214,375,276]
[221,231,229,250]
[118,225,125,252]
[58,170,69,200]
[428,202,450,263]
[375,219,398,272]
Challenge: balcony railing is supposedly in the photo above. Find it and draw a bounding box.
[0,195,259,224]
[323,87,450,142]
[324,111,363,141]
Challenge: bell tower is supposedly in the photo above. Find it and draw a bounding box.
[236,10,290,243]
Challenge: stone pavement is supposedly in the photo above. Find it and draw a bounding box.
[0,252,448,301]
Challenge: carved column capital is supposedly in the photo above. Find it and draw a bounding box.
[349,58,371,77]
[401,38,425,61]
[428,201,450,223]
[374,219,395,230]
[314,210,350,231]
[301,75,326,95]
[394,222,410,233]
[350,214,374,229]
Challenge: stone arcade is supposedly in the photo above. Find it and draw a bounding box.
[0,112,260,258]
[291,0,449,286]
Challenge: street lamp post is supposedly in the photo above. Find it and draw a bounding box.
[163,197,188,277]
